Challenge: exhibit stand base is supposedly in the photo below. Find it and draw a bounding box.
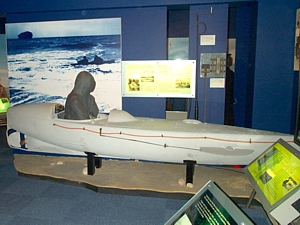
[13,154,256,200]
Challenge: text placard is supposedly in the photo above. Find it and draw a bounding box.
[122,60,196,98]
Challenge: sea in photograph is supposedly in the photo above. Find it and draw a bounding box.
[6,35,121,113]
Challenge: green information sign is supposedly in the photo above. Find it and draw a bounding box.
[245,139,300,209]
[165,180,253,225]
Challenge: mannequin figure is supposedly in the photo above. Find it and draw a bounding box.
[64,71,99,120]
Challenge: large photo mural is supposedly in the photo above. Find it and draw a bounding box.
[5,18,122,113]
[0,35,9,95]
[0,34,10,121]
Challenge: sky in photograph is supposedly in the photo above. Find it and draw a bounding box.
[5,17,121,39]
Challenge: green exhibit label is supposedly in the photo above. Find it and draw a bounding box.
[247,142,300,205]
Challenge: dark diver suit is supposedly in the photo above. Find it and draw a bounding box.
[64,71,99,120]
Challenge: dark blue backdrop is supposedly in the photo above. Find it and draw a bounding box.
[189,4,228,124]
[1,0,299,134]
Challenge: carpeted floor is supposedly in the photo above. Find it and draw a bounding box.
[0,126,273,224]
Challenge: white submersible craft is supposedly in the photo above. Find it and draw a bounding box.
[6,102,294,170]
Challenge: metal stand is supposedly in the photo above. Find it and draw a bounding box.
[184,160,196,184]
[84,152,102,176]
[246,189,256,208]
[95,156,102,169]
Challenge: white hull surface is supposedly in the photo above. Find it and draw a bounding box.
[6,103,294,165]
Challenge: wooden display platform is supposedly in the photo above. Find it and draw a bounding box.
[13,154,255,200]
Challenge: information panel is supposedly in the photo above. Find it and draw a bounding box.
[165,180,253,225]
[245,139,300,210]
[122,60,196,98]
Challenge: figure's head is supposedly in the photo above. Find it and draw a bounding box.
[74,71,96,94]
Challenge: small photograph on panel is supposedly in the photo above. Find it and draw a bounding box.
[200,53,226,78]
[128,78,140,91]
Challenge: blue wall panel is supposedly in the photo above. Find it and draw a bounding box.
[252,0,298,133]
[121,7,167,118]
[234,4,257,128]
[0,0,254,14]
[189,4,228,124]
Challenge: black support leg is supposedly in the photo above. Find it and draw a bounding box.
[184,160,196,184]
[85,152,96,176]
[95,157,102,169]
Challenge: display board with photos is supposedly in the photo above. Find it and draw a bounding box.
[122,60,196,98]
